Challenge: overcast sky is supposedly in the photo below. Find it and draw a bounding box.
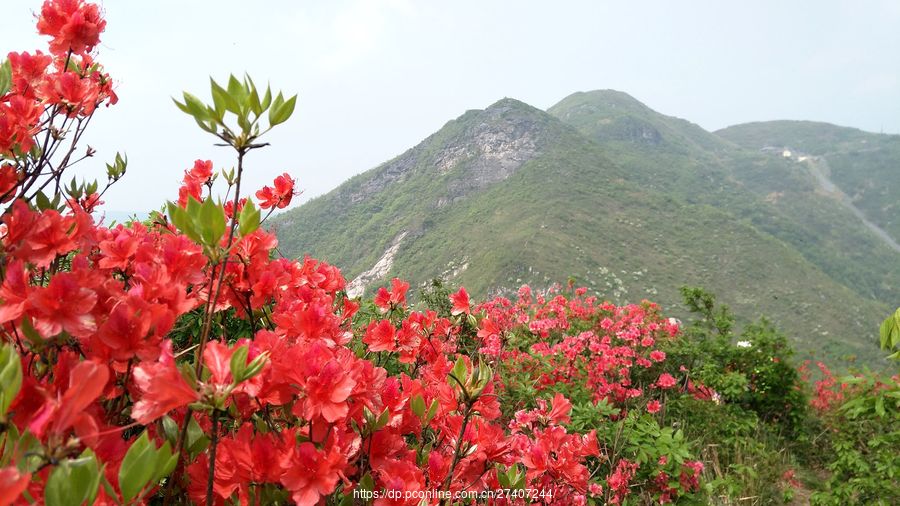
[3,0,899,213]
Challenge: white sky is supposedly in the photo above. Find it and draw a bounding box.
[3,0,899,213]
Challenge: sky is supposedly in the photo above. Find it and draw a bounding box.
[3,0,899,213]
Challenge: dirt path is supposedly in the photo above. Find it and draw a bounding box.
[804,156,900,253]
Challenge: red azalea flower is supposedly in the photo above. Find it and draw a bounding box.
[256,172,297,209]
[7,51,52,98]
[281,440,348,506]
[28,271,97,338]
[656,373,677,389]
[131,340,199,424]
[364,319,397,353]
[0,96,43,155]
[291,343,357,423]
[449,287,470,315]
[0,467,31,506]
[374,278,409,311]
[36,0,107,56]
[29,359,108,438]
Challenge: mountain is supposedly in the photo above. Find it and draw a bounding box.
[716,120,900,242]
[270,91,899,366]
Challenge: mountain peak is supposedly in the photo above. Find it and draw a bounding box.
[548,89,726,151]
[558,89,649,110]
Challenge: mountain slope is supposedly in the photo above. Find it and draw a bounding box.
[271,94,897,366]
[549,92,900,305]
[716,120,900,241]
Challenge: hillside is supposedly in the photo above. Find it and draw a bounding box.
[270,92,899,366]
[716,120,900,241]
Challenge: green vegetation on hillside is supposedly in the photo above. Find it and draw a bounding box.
[271,92,899,367]
[717,120,900,240]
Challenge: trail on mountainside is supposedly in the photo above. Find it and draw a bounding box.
[805,156,900,253]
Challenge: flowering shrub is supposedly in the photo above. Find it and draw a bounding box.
[0,3,715,505]
[8,2,898,505]
[807,309,900,505]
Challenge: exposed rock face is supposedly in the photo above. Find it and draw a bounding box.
[344,99,549,208]
[346,231,408,298]
[438,99,544,205]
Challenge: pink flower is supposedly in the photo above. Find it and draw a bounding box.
[657,373,677,389]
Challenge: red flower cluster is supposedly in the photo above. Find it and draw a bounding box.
[256,172,298,209]
[0,2,718,505]
[37,0,106,55]
[1,2,115,157]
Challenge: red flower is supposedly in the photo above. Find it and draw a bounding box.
[8,51,52,98]
[0,466,31,506]
[374,278,409,311]
[291,343,357,423]
[29,272,97,338]
[364,320,397,353]
[0,96,43,155]
[449,287,470,315]
[656,373,677,389]
[28,359,108,438]
[548,393,573,424]
[188,159,213,181]
[646,400,661,414]
[0,261,30,325]
[281,440,348,506]
[131,340,199,424]
[176,159,213,207]
[256,172,297,209]
[36,0,107,56]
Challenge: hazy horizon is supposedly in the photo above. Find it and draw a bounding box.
[3,0,899,213]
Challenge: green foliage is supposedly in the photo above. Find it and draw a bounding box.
[0,344,22,420]
[671,287,809,432]
[717,120,900,241]
[811,378,900,505]
[880,307,900,360]
[45,450,102,506]
[118,431,178,503]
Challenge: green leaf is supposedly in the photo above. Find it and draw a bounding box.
[186,415,210,455]
[0,59,11,97]
[209,78,237,117]
[227,74,247,105]
[269,94,297,126]
[359,473,374,492]
[229,345,249,383]
[34,191,52,211]
[0,344,22,419]
[261,85,272,111]
[875,395,886,417]
[240,351,269,382]
[45,451,101,506]
[150,442,178,484]
[19,317,43,345]
[424,398,439,425]
[410,395,426,419]
[238,200,261,237]
[198,197,226,247]
[166,201,201,244]
[119,432,155,502]
[374,407,390,431]
[181,92,211,121]
[161,416,179,446]
[449,357,467,387]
